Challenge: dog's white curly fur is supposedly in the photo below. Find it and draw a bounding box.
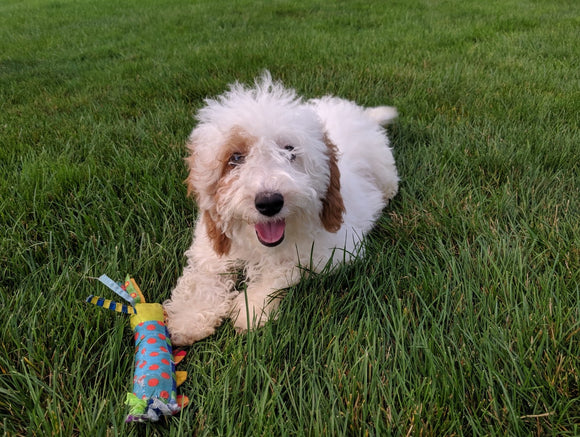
[164,72,399,345]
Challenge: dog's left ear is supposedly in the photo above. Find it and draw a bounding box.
[320,135,345,232]
[184,136,202,200]
[184,154,198,199]
[203,210,232,256]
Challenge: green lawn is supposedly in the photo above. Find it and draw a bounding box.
[1,0,578,435]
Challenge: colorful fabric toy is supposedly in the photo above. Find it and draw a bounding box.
[86,274,188,422]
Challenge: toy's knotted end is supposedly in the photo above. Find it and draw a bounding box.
[125,393,148,422]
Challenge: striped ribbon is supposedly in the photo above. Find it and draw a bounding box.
[86,295,136,315]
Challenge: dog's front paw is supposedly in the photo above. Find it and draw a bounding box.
[166,318,217,346]
[230,293,271,333]
[164,299,223,345]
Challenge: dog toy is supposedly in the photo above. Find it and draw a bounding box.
[86,274,188,422]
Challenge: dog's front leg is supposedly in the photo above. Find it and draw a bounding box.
[164,236,236,345]
[231,265,300,332]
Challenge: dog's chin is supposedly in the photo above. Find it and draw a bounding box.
[255,219,285,247]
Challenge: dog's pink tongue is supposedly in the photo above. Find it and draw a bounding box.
[255,220,286,246]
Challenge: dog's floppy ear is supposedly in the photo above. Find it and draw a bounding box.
[203,210,232,256]
[320,135,345,232]
[184,137,201,199]
[184,154,198,199]
[185,136,232,256]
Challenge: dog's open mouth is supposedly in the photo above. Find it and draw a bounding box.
[255,219,285,247]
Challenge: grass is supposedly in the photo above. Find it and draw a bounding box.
[1,0,578,435]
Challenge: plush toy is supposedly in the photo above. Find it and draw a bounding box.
[86,274,188,422]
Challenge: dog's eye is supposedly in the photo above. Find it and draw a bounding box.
[228,152,245,166]
[284,145,296,162]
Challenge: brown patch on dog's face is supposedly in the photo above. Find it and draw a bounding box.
[320,134,345,232]
[189,127,257,257]
[217,127,255,179]
[184,126,255,198]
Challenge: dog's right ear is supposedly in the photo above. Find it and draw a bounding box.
[185,137,232,257]
[184,139,200,199]
[203,210,232,256]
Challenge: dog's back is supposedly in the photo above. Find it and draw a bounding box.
[310,97,399,205]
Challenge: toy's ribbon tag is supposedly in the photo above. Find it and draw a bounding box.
[85,274,140,315]
[85,295,136,315]
[124,276,146,304]
[98,274,136,305]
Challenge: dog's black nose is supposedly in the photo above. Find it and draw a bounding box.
[255,192,284,217]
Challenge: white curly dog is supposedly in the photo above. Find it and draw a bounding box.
[164,72,399,345]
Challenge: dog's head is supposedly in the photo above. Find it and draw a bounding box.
[185,73,345,256]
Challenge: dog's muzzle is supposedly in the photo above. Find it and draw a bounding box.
[254,192,285,247]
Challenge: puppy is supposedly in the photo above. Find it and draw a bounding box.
[164,72,398,345]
